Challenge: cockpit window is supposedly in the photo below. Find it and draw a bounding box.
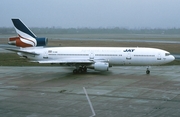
[165,53,170,56]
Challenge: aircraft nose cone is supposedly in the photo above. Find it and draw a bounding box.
[170,55,175,62]
[172,55,175,61]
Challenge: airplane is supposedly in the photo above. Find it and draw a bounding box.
[6,19,175,74]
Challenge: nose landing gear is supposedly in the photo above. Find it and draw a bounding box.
[146,69,150,74]
[146,66,150,74]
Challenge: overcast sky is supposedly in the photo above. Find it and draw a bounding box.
[1,0,180,28]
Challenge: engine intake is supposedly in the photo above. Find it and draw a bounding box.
[36,37,48,46]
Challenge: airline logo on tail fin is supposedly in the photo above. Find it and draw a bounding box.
[11,19,37,47]
[9,19,48,47]
[12,19,37,38]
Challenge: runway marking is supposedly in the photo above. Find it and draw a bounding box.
[83,87,96,117]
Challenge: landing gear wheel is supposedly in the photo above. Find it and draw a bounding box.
[82,66,87,73]
[73,69,78,74]
[146,70,150,74]
[78,68,82,73]
[146,66,151,75]
[73,66,87,74]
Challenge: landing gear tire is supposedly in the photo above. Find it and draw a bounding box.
[81,66,87,73]
[73,69,78,74]
[146,66,151,75]
[78,68,82,73]
[146,70,150,75]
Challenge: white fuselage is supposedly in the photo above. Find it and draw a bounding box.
[9,18,175,74]
[20,47,175,66]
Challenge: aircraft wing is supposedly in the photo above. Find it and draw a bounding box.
[37,58,108,64]
[5,48,39,55]
[37,59,93,64]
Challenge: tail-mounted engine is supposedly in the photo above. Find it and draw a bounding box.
[36,37,48,46]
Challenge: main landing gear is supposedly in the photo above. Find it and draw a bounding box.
[146,66,150,75]
[73,66,87,74]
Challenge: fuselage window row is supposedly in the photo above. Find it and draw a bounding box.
[50,54,121,57]
[57,54,89,56]
[95,54,119,56]
[134,55,155,57]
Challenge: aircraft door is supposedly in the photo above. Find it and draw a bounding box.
[43,50,48,59]
[89,53,94,59]
[125,53,131,65]
[126,53,131,60]
[157,53,161,60]
[124,53,131,65]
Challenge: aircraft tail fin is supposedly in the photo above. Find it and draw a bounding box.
[12,19,37,39]
[8,19,48,47]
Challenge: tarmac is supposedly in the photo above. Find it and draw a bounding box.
[0,66,180,117]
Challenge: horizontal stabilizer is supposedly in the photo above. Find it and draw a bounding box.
[6,48,39,55]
